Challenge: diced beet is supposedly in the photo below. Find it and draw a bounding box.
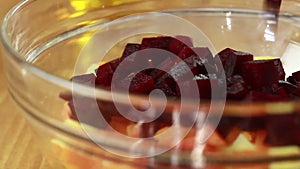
[274,87,290,98]
[68,97,109,129]
[292,71,300,81]
[59,92,72,101]
[71,73,96,86]
[296,82,300,88]
[287,76,297,85]
[293,71,300,81]
[293,88,300,98]
[241,59,282,92]
[232,51,254,75]
[237,116,266,131]
[95,62,114,86]
[168,35,193,55]
[178,47,215,75]
[226,75,249,100]
[243,91,285,102]
[215,48,238,77]
[108,58,122,70]
[273,59,286,80]
[147,57,176,80]
[118,72,154,94]
[174,35,193,47]
[141,36,173,50]
[154,74,179,97]
[121,43,141,58]
[278,80,298,93]
[215,48,253,77]
[265,114,300,146]
[196,78,215,99]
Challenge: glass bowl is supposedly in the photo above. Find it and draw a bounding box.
[2,0,300,168]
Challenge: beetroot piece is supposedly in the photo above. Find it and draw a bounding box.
[292,71,300,81]
[288,71,300,85]
[71,73,96,86]
[215,48,253,77]
[146,57,175,80]
[265,114,300,146]
[243,91,284,102]
[168,35,193,55]
[226,75,249,100]
[118,72,154,94]
[154,74,179,97]
[121,43,141,58]
[274,86,290,99]
[241,59,284,92]
[95,61,115,86]
[141,36,173,50]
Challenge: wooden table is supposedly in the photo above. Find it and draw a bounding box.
[0,1,52,168]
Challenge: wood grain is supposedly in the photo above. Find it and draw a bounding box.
[0,1,52,169]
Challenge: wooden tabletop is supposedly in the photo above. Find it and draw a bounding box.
[0,1,52,169]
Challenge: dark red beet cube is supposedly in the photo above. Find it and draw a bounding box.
[278,80,298,93]
[286,70,300,85]
[95,62,114,86]
[154,74,179,97]
[119,72,154,94]
[274,86,290,98]
[215,48,238,77]
[215,48,253,77]
[243,91,284,102]
[121,43,141,58]
[241,59,283,92]
[174,35,193,47]
[147,57,176,80]
[265,114,300,146]
[168,35,193,55]
[273,59,286,80]
[227,75,249,100]
[292,71,300,81]
[141,36,173,50]
[196,78,215,99]
[71,73,96,86]
[176,74,213,99]
[232,51,254,75]
[178,47,215,75]
[237,116,266,131]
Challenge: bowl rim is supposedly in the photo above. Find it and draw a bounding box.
[2,0,300,116]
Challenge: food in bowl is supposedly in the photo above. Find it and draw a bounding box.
[59,35,300,162]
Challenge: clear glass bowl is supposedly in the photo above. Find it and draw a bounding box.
[2,0,300,168]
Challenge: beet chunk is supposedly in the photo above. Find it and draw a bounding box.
[241,59,284,92]
[288,71,300,85]
[117,72,154,94]
[243,91,284,102]
[178,47,215,75]
[227,75,249,100]
[215,48,253,77]
[121,43,141,58]
[265,114,300,146]
[292,71,300,81]
[141,36,173,50]
[154,74,179,97]
[129,73,154,94]
[95,61,115,86]
[168,35,193,55]
[71,73,96,86]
